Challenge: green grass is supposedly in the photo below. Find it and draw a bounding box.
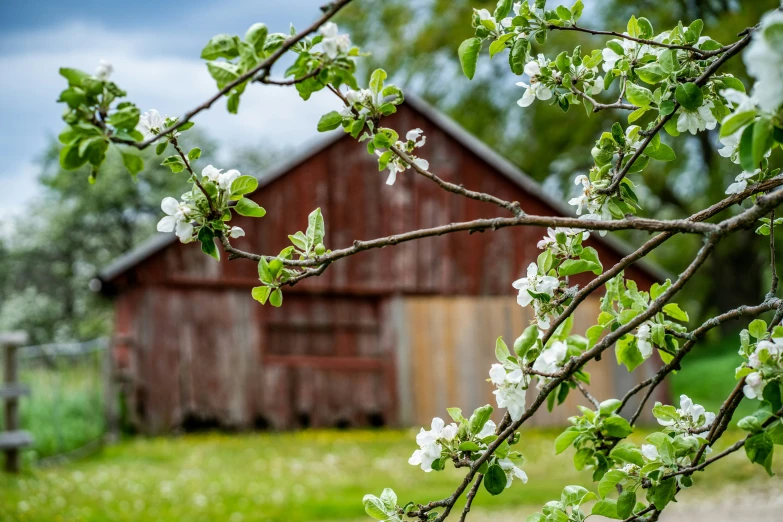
[0,428,778,522]
[0,355,105,459]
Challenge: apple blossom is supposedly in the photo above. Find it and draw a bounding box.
[319,22,351,59]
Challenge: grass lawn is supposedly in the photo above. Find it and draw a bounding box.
[0,428,779,522]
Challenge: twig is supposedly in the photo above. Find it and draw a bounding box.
[572,378,600,408]
[458,474,483,522]
[770,209,778,296]
[595,31,754,196]
[112,0,354,149]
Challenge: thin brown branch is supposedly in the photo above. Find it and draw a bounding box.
[595,31,754,196]
[171,138,217,216]
[771,209,778,296]
[113,0,354,149]
[572,378,600,408]
[256,65,325,86]
[570,85,637,113]
[620,299,781,422]
[458,474,483,522]
[546,24,733,58]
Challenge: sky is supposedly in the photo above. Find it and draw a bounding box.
[0,0,342,219]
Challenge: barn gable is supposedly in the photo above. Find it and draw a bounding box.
[101,96,668,433]
[100,95,665,292]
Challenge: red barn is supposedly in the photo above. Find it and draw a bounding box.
[99,96,667,434]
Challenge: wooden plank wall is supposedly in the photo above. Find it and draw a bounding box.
[393,296,664,428]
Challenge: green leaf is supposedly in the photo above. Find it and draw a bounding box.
[514,325,539,358]
[739,122,757,172]
[245,23,268,56]
[626,83,654,107]
[59,67,91,86]
[489,38,506,59]
[458,38,482,80]
[468,405,494,436]
[635,63,666,84]
[59,144,88,170]
[616,336,644,372]
[230,175,259,199]
[155,142,168,155]
[363,494,389,521]
[746,431,775,475]
[495,336,511,363]
[617,490,636,519]
[107,106,141,130]
[579,247,603,274]
[458,441,481,452]
[494,0,513,19]
[235,198,266,217]
[658,50,679,74]
[306,207,325,249]
[598,469,625,498]
[317,111,343,132]
[662,303,689,322]
[602,415,633,438]
[227,92,240,114]
[554,428,580,454]
[269,288,283,307]
[369,68,387,95]
[559,259,601,277]
[206,61,240,88]
[749,319,768,339]
[508,39,528,75]
[120,151,144,175]
[201,34,240,60]
[198,227,220,261]
[720,110,757,138]
[484,464,507,495]
[251,286,271,304]
[610,446,644,467]
[188,147,201,161]
[591,499,620,519]
[648,478,677,510]
[675,82,704,111]
[646,143,676,161]
[753,117,774,168]
[161,155,186,173]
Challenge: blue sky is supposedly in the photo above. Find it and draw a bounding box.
[0,0,341,219]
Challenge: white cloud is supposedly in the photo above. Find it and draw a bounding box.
[0,19,338,219]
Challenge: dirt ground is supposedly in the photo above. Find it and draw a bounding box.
[467,480,783,522]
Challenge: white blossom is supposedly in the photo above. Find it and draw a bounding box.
[476,419,497,439]
[512,262,559,308]
[676,100,717,135]
[475,9,493,22]
[498,458,528,487]
[516,59,554,108]
[568,175,592,215]
[229,226,245,238]
[494,385,527,421]
[725,169,760,195]
[157,197,194,242]
[406,128,426,148]
[636,323,653,359]
[718,89,758,163]
[532,340,567,379]
[641,444,659,461]
[319,22,351,59]
[657,394,715,432]
[408,417,456,472]
[744,10,783,112]
[202,165,241,191]
[536,227,590,254]
[589,75,605,95]
[95,59,113,80]
[743,371,765,399]
[138,109,165,140]
[489,363,506,386]
[601,38,641,72]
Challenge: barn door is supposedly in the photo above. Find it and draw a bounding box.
[260,296,396,429]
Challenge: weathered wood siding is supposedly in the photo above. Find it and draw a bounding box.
[392,296,665,427]
[107,101,665,433]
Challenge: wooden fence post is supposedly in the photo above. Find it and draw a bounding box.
[1,332,32,473]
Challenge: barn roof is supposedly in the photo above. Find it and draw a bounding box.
[98,95,669,285]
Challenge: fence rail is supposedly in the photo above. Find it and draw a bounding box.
[0,337,113,467]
